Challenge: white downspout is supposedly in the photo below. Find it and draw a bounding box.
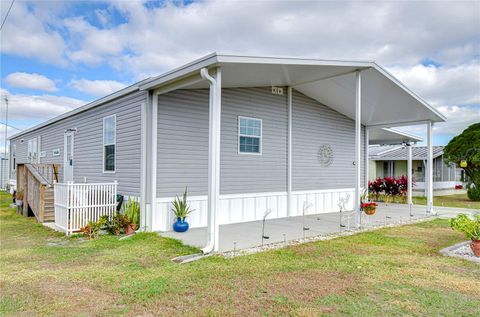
[407,142,413,211]
[200,67,221,254]
[355,70,362,228]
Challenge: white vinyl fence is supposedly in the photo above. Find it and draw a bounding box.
[54,182,117,235]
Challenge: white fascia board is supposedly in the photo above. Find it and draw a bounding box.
[139,53,218,91]
[372,63,447,123]
[216,53,374,67]
[139,53,374,91]
[9,84,141,140]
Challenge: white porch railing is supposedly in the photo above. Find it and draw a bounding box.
[54,182,117,235]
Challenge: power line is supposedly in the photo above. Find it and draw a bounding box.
[0,121,22,131]
[0,0,15,31]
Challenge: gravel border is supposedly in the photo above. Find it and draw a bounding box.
[440,241,480,264]
[222,215,437,258]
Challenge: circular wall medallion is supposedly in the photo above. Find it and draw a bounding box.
[318,144,334,167]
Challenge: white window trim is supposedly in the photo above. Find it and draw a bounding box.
[237,116,262,155]
[102,114,116,173]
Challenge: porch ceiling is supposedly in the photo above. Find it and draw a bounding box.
[141,53,446,127]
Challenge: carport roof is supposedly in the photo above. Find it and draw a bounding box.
[369,128,423,145]
[10,53,446,140]
[140,53,446,126]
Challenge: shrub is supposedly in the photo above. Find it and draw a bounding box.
[80,217,107,240]
[104,213,130,235]
[450,214,480,241]
[467,185,480,201]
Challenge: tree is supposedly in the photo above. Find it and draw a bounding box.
[443,123,480,201]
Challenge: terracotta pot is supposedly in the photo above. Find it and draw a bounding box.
[364,208,376,215]
[124,223,137,235]
[471,240,480,257]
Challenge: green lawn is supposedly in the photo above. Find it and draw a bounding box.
[413,193,480,209]
[1,192,479,316]
[375,193,480,209]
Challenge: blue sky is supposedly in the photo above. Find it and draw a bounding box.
[0,0,479,151]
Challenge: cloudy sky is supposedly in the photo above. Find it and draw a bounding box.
[0,0,479,152]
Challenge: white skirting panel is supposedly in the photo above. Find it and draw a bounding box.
[153,188,355,231]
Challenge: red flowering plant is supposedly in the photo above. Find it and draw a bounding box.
[361,202,378,215]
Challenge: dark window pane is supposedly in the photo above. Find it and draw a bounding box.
[239,136,260,153]
[104,145,115,171]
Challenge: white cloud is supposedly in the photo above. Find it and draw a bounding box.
[0,88,85,122]
[5,72,58,92]
[387,63,480,107]
[59,0,479,79]
[69,79,127,97]
[0,1,67,65]
[1,0,478,145]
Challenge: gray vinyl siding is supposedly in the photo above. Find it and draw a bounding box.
[292,90,365,190]
[220,88,288,194]
[10,90,146,195]
[157,87,364,197]
[157,89,209,197]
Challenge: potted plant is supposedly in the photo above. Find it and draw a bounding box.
[15,190,24,207]
[450,214,480,257]
[171,188,194,232]
[361,202,378,215]
[123,197,140,235]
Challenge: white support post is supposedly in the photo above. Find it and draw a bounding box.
[426,121,434,213]
[140,101,147,231]
[407,143,413,213]
[365,127,369,198]
[213,69,222,250]
[355,71,362,227]
[287,86,293,217]
[203,67,222,253]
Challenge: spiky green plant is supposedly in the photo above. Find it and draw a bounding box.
[171,188,194,220]
[123,197,140,227]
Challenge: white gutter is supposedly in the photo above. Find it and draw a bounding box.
[200,67,217,254]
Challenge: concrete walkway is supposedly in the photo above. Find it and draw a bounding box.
[162,203,479,252]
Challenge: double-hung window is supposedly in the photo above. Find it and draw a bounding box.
[238,116,262,154]
[103,115,116,172]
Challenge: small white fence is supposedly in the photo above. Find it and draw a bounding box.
[54,182,117,235]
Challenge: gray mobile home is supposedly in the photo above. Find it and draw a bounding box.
[369,145,463,191]
[10,53,446,252]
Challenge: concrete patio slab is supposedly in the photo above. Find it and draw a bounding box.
[161,203,476,253]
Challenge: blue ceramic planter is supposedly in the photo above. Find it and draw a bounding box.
[173,217,189,232]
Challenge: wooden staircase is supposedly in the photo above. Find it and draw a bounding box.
[17,164,60,223]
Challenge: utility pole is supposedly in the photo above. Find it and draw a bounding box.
[2,96,8,191]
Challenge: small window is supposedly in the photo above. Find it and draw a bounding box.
[238,116,262,154]
[103,115,116,172]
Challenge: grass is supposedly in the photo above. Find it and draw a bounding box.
[375,193,480,209]
[1,192,479,316]
[413,193,480,209]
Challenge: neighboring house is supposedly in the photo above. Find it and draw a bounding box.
[369,145,463,191]
[0,154,9,190]
[9,53,446,250]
